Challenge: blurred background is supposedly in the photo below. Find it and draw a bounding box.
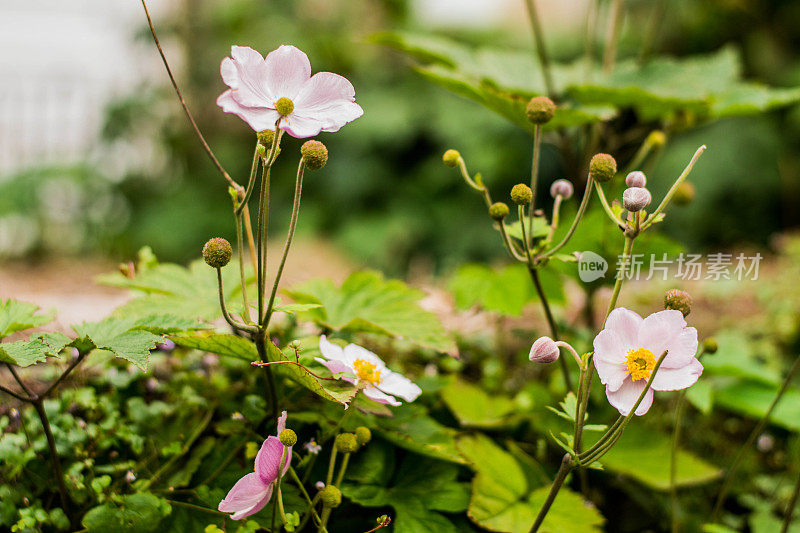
[1,0,800,284]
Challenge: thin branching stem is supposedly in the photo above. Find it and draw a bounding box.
[543,177,595,258]
[523,0,555,96]
[643,145,706,230]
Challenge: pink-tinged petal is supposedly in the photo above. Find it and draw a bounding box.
[606,378,654,416]
[377,370,421,402]
[593,329,627,364]
[603,308,643,348]
[264,45,311,100]
[651,358,703,391]
[343,343,387,370]
[594,356,628,392]
[217,90,281,132]
[254,436,284,484]
[638,310,686,359]
[218,472,271,519]
[661,327,699,369]
[319,335,345,362]
[293,72,364,131]
[277,411,287,434]
[362,385,401,406]
[314,357,356,383]
[279,114,326,138]
[223,46,274,108]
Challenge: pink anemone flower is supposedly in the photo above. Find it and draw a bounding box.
[593,308,703,416]
[218,411,292,520]
[217,45,363,138]
[317,335,422,406]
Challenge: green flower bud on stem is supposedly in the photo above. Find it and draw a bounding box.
[319,485,342,508]
[672,182,695,206]
[334,433,359,453]
[589,153,617,183]
[257,130,276,146]
[489,202,510,221]
[202,238,232,268]
[442,149,460,168]
[510,183,533,205]
[526,96,556,125]
[275,97,294,116]
[664,289,692,317]
[647,130,667,148]
[702,337,718,354]
[279,429,297,447]
[355,427,372,446]
[301,140,328,170]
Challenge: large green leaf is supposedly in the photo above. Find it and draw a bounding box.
[0,331,71,367]
[701,331,782,386]
[713,380,800,432]
[598,425,721,490]
[82,492,171,532]
[457,434,603,532]
[171,332,357,406]
[375,403,465,464]
[0,299,54,339]
[73,318,165,371]
[440,379,516,428]
[343,442,469,533]
[284,270,456,354]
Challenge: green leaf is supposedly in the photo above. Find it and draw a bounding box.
[0,299,54,339]
[598,425,721,490]
[376,403,465,464]
[73,318,164,371]
[285,270,456,354]
[343,442,469,533]
[448,263,536,317]
[701,331,781,386]
[441,379,516,428]
[0,331,71,367]
[82,492,171,532]
[713,380,800,432]
[686,380,714,415]
[171,333,357,407]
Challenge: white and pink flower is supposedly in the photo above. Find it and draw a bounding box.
[317,336,422,406]
[217,45,363,138]
[218,411,292,520]
[593,308,702,416]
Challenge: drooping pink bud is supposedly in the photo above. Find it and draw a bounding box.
[529,336,560,364]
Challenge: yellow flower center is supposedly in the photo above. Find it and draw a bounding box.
[625,348,657,381]
[353,359,381,385]
[274,97,294,117]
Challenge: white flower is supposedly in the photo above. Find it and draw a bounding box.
[316,336,422,406]
[304,440,322,455]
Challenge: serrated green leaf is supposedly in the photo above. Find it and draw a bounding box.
[440,379,515,428]
[285,270,455,354]
[448,263,536,317]
[73,318,163,371]
[0,299,54,339]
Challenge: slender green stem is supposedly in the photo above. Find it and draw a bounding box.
[638,0,670,63]
[264,160,306,326]
[216,269,257,333]
[581,415,623,459]
[572,363,589,453]
[518,205,535,263]
[334,452,351,487]
[712,354,800,521]
[298,493,322,531]
[325,446,338,486]
[543,177,594,258]
[530,267,573,392]
[529,454,574,532]
[545,195,562,243]
[456,157,483,193]
[7,364,32,396]
[43,350,90,398]
[624,135,655,174]
[499,221,527,261]
[255,335,279,420]
[235,215,252,324]
[602,0,624,73]
[605,235,634,317]
[167,499,227,516]
[595,183,625,228]
[583,0,597,81]
[523,0,555,96]
[32,399,70,511]
[318,507,332,533]
[276,447,288,528]
[529,123,543,235]
[670,391,687,533]
[643,145,706,230]
[235,142,261,217]
[781,469,800,533]
[0,381,30,402]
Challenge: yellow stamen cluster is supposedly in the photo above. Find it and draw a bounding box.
[625,348,657,381]
[353,359,381,385]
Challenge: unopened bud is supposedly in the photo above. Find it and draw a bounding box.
[489,202,509,221]
[279,429,297,447]
[702,338,718,354]
[442,149,460,168]
[529,336,559,364]
[257,129,276,146]
[202,238,232,268]
[301,140,328,170]
[647,130,667,148]
[664,289,692,317]
[526,96,556,125]
[672,182,695,206]
[589,153,617,183]
[315,481,325,491]
[550,179,574,199]
[510,183,533,205]
[334,433,359,453]
[319,485,342,508]
[622,187,652,212]
[625,171,647,188]
[355,427,372,446]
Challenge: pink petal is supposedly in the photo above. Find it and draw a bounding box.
[377,370,421,402]
[277,411,287,434]
[318,335,345,362]
[603,308,643,348]
[293,72,364,132]
[606,377,654,416]
[593,329,626,364]
[218,472,271,519]
[651,358,703,391]
[362,385,401,406]
[638,310,686,360]
[254,436,285,484]
[661,326,699,369]
[279,114,328,138]
[594,356,628,392]
[217,90,281,132]
[222,46,274,108]
[264,45,311,100]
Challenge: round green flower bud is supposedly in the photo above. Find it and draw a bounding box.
[647,130,667,148]
[275,97,294,117]
[589,153,617,183]
[526,96,556,125]
[510,183,533,206]
[202,238,232,268]
[355,427,372,446]
[257,130,276,146]
[442,149,460,168]
[256,144,267,158]
[279,429,297,447]
[335,433,359,453]
[319,485,342,508]
[672,182,695,206]
[300,140,328,170]
[489,202,510,221]
[702,337,718,354]
[664,289,692,317]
